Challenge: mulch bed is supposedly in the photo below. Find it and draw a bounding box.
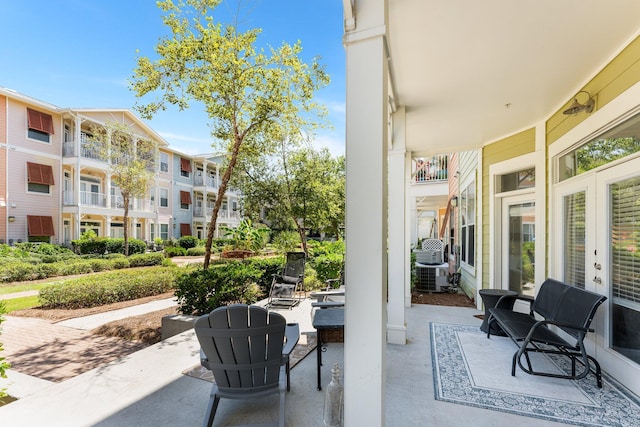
[411,290,476,307]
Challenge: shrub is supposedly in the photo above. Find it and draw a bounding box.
[0,301,10,399]
[164,246,187,257]
[272,231,300,253]
[0,261,37,282]
[244,256,284,295]
[128,252,164,267]
[186,246,206,256]
[178,235,199,249]
[105,238,146,255]
[111,257,130,269]
[38,267,178,309]
[175,262,263,315]
[311,253,344,284]
[72,238,108,255]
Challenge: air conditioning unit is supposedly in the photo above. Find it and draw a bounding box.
[416,249,443,265]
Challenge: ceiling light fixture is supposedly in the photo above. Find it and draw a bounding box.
[562,91,595,115]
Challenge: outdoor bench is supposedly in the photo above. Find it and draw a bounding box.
[486,278,607,387]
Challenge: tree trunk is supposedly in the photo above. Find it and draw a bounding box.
[203,135,244,269]
[293,217,308,258]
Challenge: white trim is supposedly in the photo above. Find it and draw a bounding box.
[487,149,546,289]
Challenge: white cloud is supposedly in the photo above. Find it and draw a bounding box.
[313,134,345,157]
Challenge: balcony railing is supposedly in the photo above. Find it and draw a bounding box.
[194,175,217,188]
[413,154,449,184]
[80,191,107,207]
[63,141,76,157]
[63,191,74,205]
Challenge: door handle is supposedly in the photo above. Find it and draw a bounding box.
[593,277,602,284]
[594,263,602,270]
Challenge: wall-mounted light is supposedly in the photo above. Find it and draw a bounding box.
[450,196,458,208]
[562,91,595,115]
[8,216,15,222]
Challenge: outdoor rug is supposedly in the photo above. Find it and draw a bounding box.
[183,332,317,383]
[431,322,640,426]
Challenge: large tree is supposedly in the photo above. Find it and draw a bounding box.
[130,0,329,268]
[238,143,345,256]
[89,121,157,256]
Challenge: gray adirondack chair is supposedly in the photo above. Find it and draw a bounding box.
[195,304,300,427]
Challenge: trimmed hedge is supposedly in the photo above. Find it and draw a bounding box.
[38,267,179,309]
[175,261,263,315]
[0,253,163,283]
[178,236,199,249]
[164,246,187,257]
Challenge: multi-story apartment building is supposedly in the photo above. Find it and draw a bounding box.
[0,87,241,246]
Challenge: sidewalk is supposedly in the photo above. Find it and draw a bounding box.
[0,297,178,393]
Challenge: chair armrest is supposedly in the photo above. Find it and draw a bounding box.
[200,348,211,370]
[282,323,300,356]
[312,301,345,309]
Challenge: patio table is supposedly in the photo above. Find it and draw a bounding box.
[312,307,344,390]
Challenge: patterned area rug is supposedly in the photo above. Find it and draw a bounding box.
[183,332,317,383]
[431,322,640,426]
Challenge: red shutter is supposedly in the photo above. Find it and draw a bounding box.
[180,157,192,173]
[180,191,192,204]
[27,108,55,134]
[27,215,55,236]
[180,223,192,237]
[27,162,55,185]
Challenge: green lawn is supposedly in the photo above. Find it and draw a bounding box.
[0,283,49,295]
[2,295,41,313]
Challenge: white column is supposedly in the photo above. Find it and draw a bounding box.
[387,107,407,344]
[343,2,388,425]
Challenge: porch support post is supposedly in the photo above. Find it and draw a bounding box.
[343,0,388,424]
[387,106,407,344]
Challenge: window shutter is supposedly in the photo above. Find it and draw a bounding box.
[180,223,192,237]
[27,108,55,134]
[180,158,192,173]
[27,162,55,185]
[180,190,192,204]
[27,215,55,236]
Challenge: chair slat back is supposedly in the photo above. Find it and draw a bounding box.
[533,278,607,339]
[283,252,305,279]
[195,304,286,391]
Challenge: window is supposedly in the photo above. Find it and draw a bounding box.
[160,223,169,240]
[559,113,640,182]
[180,190,192,210]
[160,188,169,207]
[80,221,101,236]
[461,181,476,267]
[150,223,155,241]
[160,152,169,173]
[27,215,55,237]
[180,157,192,177]
[500,168,535,192]
[27,108,54,143]
[27,162,54,194]
[180,223,192,237]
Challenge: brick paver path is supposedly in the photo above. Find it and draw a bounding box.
[1,316,147,382]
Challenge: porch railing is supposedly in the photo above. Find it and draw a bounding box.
[80,191,107,207]
[413,154,449,183]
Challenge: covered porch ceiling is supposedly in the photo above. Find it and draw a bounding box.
[386,0,640,156]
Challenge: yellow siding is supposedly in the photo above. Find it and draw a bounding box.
[547,35,640,145]
[481,128,535,289]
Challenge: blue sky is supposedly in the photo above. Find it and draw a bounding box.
[0,0,345,156]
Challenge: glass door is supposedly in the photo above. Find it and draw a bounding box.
[501,195,536,295]
[595,156,640,393]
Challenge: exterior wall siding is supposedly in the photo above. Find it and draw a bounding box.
[547,35,640,145]
[481,128,535,289]
[458,150,479,298]
[0,95,6,240]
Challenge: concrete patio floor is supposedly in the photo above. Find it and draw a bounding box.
[0,299,567,426]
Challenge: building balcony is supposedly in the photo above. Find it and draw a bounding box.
[412,154,448,184]
[194,175,217,188]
